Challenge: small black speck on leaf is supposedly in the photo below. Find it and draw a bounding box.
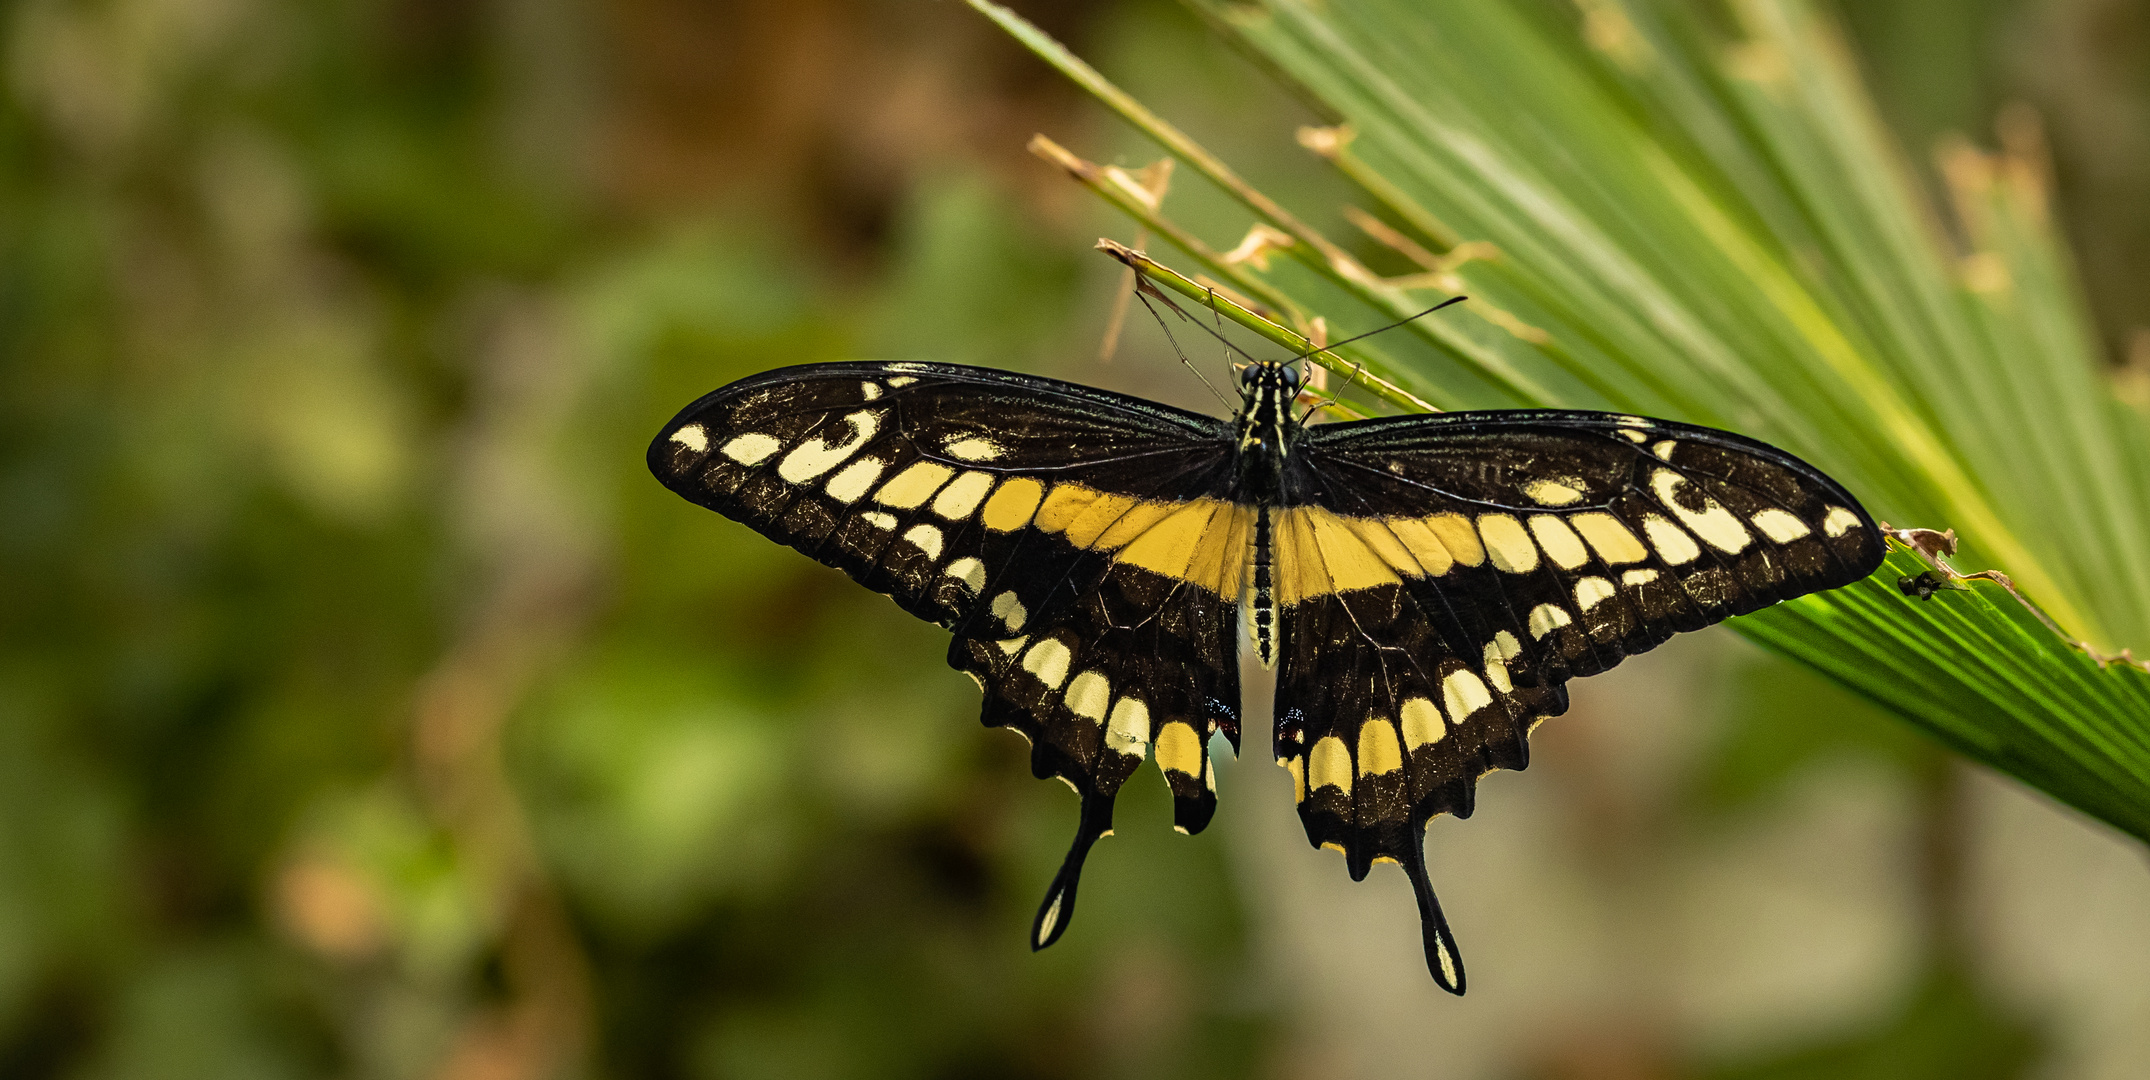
[1898,571,1951,600]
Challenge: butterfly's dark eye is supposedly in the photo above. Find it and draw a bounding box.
[1238,365,1259,389]
[1281,365,1304,393]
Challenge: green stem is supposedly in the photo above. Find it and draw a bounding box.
[973,0,1556,405]
[1028,134,1436,413]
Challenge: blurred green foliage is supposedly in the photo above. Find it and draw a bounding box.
[0,0,2141,1077]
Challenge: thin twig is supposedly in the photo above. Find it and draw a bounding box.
[1098,159,1175,364]
[976,0,1552,402]
[1098,238,1408,417]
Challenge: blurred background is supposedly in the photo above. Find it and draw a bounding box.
[3,0,2149,1077]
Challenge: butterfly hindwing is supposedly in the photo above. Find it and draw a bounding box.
[648,362,1252,947]
[1267,410,1884,990]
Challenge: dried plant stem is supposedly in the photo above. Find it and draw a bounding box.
[1029,134,1433,412]
[981,0,1553,404]
[1884,522,2150,673]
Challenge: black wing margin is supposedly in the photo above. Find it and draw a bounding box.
[1271,410,1885,992]
[648,362,1249,950]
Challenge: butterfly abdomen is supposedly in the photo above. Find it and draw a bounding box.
[1243,508,1279,668]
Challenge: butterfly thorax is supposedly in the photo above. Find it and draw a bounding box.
[1232,361,1302,500]
[1233,362,1303,669]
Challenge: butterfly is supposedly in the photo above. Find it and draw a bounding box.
[647,356,1884,994]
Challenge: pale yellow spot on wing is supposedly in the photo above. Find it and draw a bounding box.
[1189,504,1253,597]
[720,432,781,464]
[1064,671,1111,722]
[1032,485,1100,534]
[1281,756,1306,802]
[670,425,709,452]
[944,437,1003,462]
[1294,507,1404,600]
[1523,478,1585,506]
[991,591,1027,632]
[902,523,943,559]
[885,376,916,387]
[779,410,882,482]
[1020,638,1071,688]
[1618,429,1648,443]
[1400,697,1445,748]
[1443,668,1492,722]
[1651,470,1751,553]
[1622,568,1660,587]
[1652,439,1677,461]
[1643,514,1701,565]
[1482,641,1513,693]
[1616,416,1650,427]
[860,511,897,531]
[1339,515,1420,576]
[1822,506,1862,537]
[1308,736,1353,794]
[1572,512,1647,564]
[1574,576,1616,611]
[824,459,884,503]
[1528,603,1573,639]
[1156,721,1202,777]
[1086,499,1179,550]
[874,461,955,509]
[1479,514,1539,574]
[1529,515,1591,570]
[1036,893,1063,944]
[859,382,881,400]
[978,484,1249,597]
[1491,630,1523,660]
[1106,698,1150,758]
[1425,513,1485,567]
[982,478,1044,531]
[1116,502,1226,585]
[996,635,1028,656]
[1750,508,1811,542]
[1057,491,1147,548]
[943,556,985,594]
[1383,517,1456,576]
[930,471,995,520]
[1357,721,1403,777]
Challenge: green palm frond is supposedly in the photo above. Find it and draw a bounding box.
[975,0,2150,841]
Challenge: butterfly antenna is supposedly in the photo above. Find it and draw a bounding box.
[1292,295,1467,422]
[1134,277,1267,367]
[1288,295,1468,367]
[1301,356,1369,424]
[1134,281,1234,410]
[1205,287,1236,384]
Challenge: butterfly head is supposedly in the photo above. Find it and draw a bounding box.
[1235,360,1304,404]
[1234,361,1304,473]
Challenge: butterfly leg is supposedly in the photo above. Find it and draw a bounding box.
[1401,815,1467,995]
[1031,790,1116,950]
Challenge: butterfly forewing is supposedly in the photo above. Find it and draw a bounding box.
[1271,410,1885,848]
[649,362,1254,946]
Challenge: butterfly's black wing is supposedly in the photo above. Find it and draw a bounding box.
[649,362,1252,949]
[1272,410,1885,991]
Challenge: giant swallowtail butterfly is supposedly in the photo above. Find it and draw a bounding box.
[648,357,1883,993]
